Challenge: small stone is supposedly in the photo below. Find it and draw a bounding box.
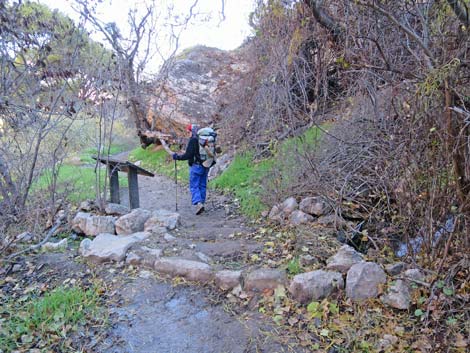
[243,268,287,292]
[115,208,152,235]
[268,205,283,222]
[299,254,316,266]
[105,203,129,216]
[381,279,411,310]
[385,262,406,276]
[145,210,181,231]
[125,252,142,266]
[79,200,96,211]
[403,268,425,282]
[215,270,242,290]
[289,270,344,303]
[281,197,298,215]
[299,197,330,216]
[290,210,314,226]
[41,238,68,251]
[346,262,387,301]
[154,257,213,283]
[12,264,22,273]
[79,233,145,263]
[126,246,162,267]
[316,214,346,228]
[326,245,363,273]
[71,212,116,236]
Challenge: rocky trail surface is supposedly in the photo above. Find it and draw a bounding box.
[3,153,437,353]
[83,155,307,352]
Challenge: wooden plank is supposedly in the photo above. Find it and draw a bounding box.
[128,167,139,209]
[108,165,120,204]
[92,156,154,177]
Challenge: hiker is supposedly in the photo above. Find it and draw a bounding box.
[172,124,208,215]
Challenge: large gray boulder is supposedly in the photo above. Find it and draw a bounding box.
[154,258,213,283]
[289,270,344,303]
[79,232,149,263]
[243,268,287,292]
[115,208,152,235]
[71,212,116,236]
[145,46,251,139]
[346,262,387,301]
[326,245,363,273]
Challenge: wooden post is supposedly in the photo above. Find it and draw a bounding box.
[108,164,120,204]
[128,167,140,209]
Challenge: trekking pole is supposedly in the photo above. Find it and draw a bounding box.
[174,159,178,211]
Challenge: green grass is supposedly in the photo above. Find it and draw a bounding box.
[34,164,128,202]
[79,144,130,164]
[212,152,273,218]
[0,286,102,351]
[129,145,189,182]
[279,124,326,155]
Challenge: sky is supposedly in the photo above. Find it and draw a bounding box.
[37,0,255,72]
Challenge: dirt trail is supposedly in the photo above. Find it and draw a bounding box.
[97,158,304,352]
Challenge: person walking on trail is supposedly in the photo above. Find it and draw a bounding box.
[172,124,208,215]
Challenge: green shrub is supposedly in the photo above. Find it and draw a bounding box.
[287,257,302,275]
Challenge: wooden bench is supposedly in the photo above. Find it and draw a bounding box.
[92,156,154,209]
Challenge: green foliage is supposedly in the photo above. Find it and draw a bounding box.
[129,145,189,182]
[0,286,102,351]
[286,257,302,275]
[212,152,273,218]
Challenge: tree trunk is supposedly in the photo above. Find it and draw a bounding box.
[444,78,470,208]
[304,0,344,41]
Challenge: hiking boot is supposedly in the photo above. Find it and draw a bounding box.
[195,203,205,215]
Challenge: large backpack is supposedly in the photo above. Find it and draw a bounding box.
[197,127,217,168]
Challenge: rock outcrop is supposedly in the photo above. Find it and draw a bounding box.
[143,46,251,142]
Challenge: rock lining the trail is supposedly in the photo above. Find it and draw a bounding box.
[72,196,422,315]
[243,268,287,292]
[79,232,150,263]
[289,270,344,303]
[115,208,152,235]
[154,257,213,283]
[72,212,116,236]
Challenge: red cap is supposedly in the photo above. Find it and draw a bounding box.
[186,124,192,132]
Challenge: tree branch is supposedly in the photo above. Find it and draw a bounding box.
[359,1,436,69]
[304,0,344,41]
[447,0,470,27]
